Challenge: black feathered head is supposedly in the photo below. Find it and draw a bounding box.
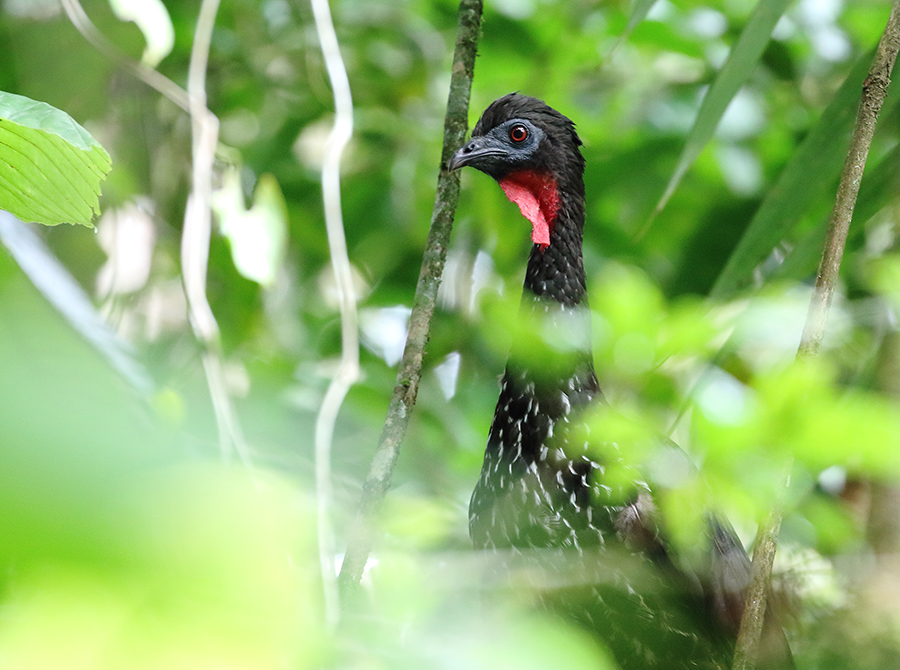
[450,93,585,248]
[449,93,584,183]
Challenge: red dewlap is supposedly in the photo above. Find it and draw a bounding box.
[498,170,561,249]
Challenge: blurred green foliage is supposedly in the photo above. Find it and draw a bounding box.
[1,0,900,667]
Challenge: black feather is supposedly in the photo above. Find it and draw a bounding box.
[452,94,793,669]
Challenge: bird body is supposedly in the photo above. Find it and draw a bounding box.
[450,93,638,556]
[450,93,791,669]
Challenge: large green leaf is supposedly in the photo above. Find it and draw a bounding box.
[710,50,875,299]
[646,0,792,230]
[0,91,111,228]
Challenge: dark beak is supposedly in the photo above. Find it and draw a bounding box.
[448,137,506,172]
[447,148,468,171]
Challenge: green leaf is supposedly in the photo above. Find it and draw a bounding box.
[647,0,792,228]
[624,0,658,34]
[594,0,661,78]
[709,51,874,299]
[773,137,900,284]
[0,91,111,228]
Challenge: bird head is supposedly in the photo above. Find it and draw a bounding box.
[449,93,585,249]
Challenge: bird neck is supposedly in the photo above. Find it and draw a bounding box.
[509,188,593,384]
[522,182,588,307]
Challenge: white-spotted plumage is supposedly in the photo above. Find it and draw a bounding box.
[454,93,789,670]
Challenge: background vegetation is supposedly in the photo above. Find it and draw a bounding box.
[1,0,900,667]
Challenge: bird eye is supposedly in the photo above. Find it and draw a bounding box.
[509,124,528,143]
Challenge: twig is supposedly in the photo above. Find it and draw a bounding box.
[180,0,254,467]
[732,4,900,668]
[307,0,359,630]
[62,0,252,465]
[732,458,791,670]
[59,0,192,113]
[798,1,900,359]
[337,0,484,593]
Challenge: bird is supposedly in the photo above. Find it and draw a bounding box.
[448,93,792,669]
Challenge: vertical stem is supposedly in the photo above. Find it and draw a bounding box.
[337,0,484,594]
[798,1,900,359]
[732,460,790,670]
[733,4,900,668]
[183,0,221,347]
[181,0,254,468]
[308,0,358,630]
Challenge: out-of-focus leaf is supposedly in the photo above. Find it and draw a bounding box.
[0,91,110,227]
[697,360,900,518]
[213,170,288,287]
[380,493,456,548]
[591,264,665,377]
[600,0,659,65]
[867,254,900,308]
[624,0,658,33]
[774,140,900,283]
[584,403,659,450]
[108,0,175,67]
[800,495,861,554]
[0,212,152,393]
[463,610,616,670]
[593,263,666,340]
[0,249,325,669]
[709,50,875,299]
[657,478,710,562]
[657,296,718,360]
[649,0,791,224]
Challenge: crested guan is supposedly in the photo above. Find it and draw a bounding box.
[449,93,792,669]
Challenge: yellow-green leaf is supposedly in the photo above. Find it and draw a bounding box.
[0,91,111,228]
